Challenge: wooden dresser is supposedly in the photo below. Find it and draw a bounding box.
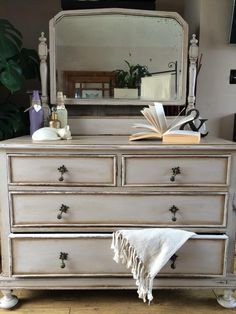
[0,135,236,308]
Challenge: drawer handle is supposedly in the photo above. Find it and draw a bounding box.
[170,167,181,182]
[169,205,179,222]
[57,165,68,182]
[59,252,68,268]
[170,254,178,269]
[57,204,69,220]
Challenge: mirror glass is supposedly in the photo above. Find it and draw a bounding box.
[51,10,188,105]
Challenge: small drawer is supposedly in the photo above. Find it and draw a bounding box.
[10,192,227,228]
[10,234,227,277]
[8,154,116,186]
[122,155,230,186]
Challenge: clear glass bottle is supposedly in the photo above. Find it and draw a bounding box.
[29,90,44,135]
[56,91,68,128]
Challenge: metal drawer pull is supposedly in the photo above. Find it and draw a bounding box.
[57,204,69,220]
[59,252,68,268]
[57,165,68,182]
[169,205,179,222]
[170,254,178,269]
[170,167,181,182]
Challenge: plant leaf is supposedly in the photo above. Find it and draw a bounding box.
[0,117,15,139]
[17,48,40,80]
[0,19,22,59]
[0,103,28,140]
[0,60,23,92]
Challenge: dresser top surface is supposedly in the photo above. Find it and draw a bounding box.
[0,135,236,151]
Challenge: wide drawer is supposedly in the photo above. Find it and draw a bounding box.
[8,154,116,186]
[122,155,230,186]
[10,234,227,277]
[10,192,227,228]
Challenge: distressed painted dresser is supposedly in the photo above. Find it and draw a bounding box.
[0,135,236,308]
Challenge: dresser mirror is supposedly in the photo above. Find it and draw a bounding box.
[48,9,188,106]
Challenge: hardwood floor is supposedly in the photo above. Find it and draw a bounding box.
[1,289,235,313]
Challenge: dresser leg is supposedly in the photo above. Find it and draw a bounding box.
[216,289,236,308]
[0,290,18,309]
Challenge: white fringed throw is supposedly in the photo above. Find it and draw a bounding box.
[111,228,195,304]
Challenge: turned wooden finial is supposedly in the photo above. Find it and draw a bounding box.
[38,32,48,61]
[189,34,199,61]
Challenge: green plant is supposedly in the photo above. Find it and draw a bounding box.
[0,19,40,140]
[115,60,150,89]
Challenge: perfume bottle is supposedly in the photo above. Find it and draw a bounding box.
[49,110,61,129]
[56,91,68,128]
[29,90,44,135]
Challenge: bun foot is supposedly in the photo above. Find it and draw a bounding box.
[216,289,236,308]
[0,290,19,309]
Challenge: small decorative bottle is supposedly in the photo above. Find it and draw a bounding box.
[29,90,44,135]
[56,91,68,128]
[49,110,61,129]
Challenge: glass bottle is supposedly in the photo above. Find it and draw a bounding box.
[56,91,68,128]
[29,90,44,135]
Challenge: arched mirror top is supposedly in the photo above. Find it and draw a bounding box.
[49,8,188,106]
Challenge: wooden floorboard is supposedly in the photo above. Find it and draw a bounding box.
[0,289,235,313]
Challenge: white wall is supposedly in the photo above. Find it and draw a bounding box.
[184,0,200,37]
[196,0,236,140]
[158,0,185,16]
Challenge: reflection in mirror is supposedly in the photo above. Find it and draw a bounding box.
[51,9,188,105]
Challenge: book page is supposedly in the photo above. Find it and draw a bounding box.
[154,102,168,134]
[167,130,200,135]
[132,123,161,134]
[149,105,161,131]
[141,107,160,132]
[129,132,162,141]
[164,112,195,134]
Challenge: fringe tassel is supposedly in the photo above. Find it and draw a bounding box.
[111,231,154,304]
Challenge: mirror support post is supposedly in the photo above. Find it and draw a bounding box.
[187,34,199,111]
[38,32,50,126]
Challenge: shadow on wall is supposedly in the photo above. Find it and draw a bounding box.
[219,114,234,140]
[157,0,185,16]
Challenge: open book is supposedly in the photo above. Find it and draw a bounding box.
[129,102,201,143]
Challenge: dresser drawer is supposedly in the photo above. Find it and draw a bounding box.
[8,154,116,186]
[10,192,227,228]
[160,235,227,276]
[10,234,227,277]
[122,155,230,186]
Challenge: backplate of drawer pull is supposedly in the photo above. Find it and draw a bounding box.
[170,167,181,182]
[59,252,68,268]
[169,205,179,222]
[57,165,68,182]
[170,254,178,269]
[57,204,69,220]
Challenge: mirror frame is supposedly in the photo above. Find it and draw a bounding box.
[48,8,189,106]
